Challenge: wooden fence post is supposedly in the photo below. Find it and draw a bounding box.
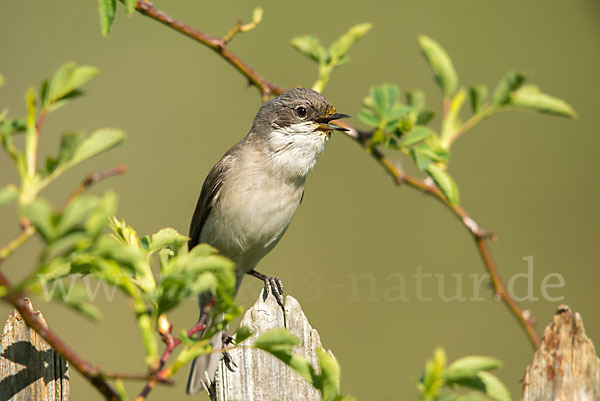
[212,290,333,401]
[523,305,600,401]
[0,299,69,401]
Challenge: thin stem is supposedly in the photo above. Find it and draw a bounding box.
[134,1,285,100]
[135,298,215,400]
[442,106,498,148]
[360,137,540,348]
[64,164,127,207]
[0,224,35,265]
[99,371,173,384]
[222,21,242,45]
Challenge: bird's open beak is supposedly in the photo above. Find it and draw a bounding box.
[315,113,351,132]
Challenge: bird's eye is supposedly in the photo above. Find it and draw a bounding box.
[295,106,308,119]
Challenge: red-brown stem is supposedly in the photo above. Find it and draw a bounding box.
[64,164,127,207]
[134,1,285,100]
[365,143,541,348]
[135,298,215,400]
[35,110,47,136]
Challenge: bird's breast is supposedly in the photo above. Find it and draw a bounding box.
[199,165,304,270]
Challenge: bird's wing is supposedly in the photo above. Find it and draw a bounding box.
[188,150,236,249]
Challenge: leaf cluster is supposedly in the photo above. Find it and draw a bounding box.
[418,348,511,401]
[291,23,372,93]
[1,63,238,371]
[357,35,576,205]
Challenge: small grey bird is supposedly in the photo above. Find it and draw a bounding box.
[186,88,349,394]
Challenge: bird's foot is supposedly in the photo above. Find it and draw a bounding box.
[247,269,285,310]
[221,331,237,372]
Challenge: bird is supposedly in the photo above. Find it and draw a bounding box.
[185,88,349,395]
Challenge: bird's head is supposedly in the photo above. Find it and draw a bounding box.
[252,88,350,140]
[249,88,349,178]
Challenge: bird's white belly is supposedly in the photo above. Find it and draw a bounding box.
[199,173,303,272]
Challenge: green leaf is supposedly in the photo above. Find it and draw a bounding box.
[492,71,525,106]
[55,195,99,238]
[405,90,426,110]
[24,198,55,242]
[150,228,188,252]
[86,191,117,235]
[254,329,319,387]
[235,326,253,344]
[410,147,432,170]
[418,35,458,97]
[441,88,466,141]
[253,327,299,349]
[121,0,135,16]
[477,371,511,401]
[402,126,432,146]
[328,23,372,63]
[445,356,503,382]
[0,184,18,207]
[416,110,435,125]
[70,128,125,166]
[43,62,99,112]
[49,284,103,321]
[371,85,390,116]
[45,131,87,174]
[426,164,459,205]
[156,250,235,314]
[469,85,488,114]
[98,0,117,37]
[358,108,379,127]
[251,7,263,24]
[290,35,325,63]
[420,348,446,400]
[369,129,387,147]
[317,348,341,401]
[453,372,511,401]
[509,85,577,118]
[411,143,449,168]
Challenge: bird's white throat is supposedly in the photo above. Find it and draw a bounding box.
[266,121,329,179]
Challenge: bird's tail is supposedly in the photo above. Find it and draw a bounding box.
[186,290,223,395]
[186,274,245,395]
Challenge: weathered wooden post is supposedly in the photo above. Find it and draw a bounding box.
[523,305,600,401]
[0,299,69,401]
[212,290,334,401]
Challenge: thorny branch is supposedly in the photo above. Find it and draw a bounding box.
[133,1,541,348]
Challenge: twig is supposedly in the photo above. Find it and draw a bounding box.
[65,164,127,207]
[363,141,540,348]
[132,0,541,349]
[0,222,35,266]
[134,1,285,101]
[100,371,174,385]
[0,271,122,401]
[135,298,215,400]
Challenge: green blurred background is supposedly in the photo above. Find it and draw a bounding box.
[1,0,599,400]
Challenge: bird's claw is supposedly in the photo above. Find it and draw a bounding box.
[262,276,284,309]
[220,331,237,372]
[222,351,237,372]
